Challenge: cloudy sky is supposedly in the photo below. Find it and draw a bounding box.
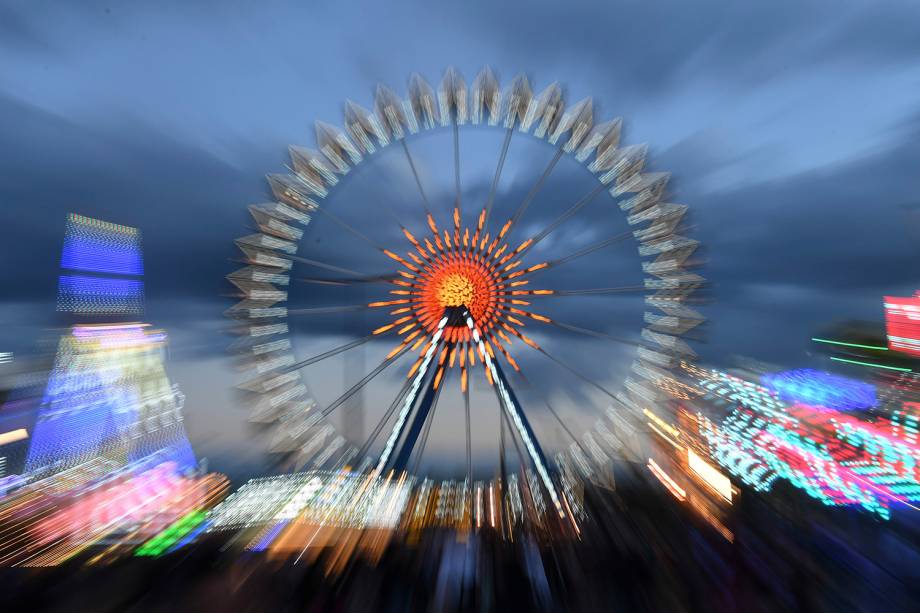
[1,0,918,480]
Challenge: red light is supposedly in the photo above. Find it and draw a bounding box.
[885,294,920,357]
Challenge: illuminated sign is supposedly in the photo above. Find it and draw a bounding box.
[885,293,920,357]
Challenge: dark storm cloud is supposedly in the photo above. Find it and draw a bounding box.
[1,0,919,467]
[0,5,52,55]
[2,0,916,308]
[467,1,920,97]
[665,111,920,364]
[0,93,266,303]
[681,112,920,292]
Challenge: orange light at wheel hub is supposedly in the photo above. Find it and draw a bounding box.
[371,210,552,382]
[416,251,503,343]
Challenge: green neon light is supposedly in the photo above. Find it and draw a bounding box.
[829,357,911,372]
[811,338,888,351]
[135,510,207,557]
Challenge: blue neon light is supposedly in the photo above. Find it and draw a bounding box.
[57,274,144,315]
[61,238,144,276]
[60,215,143,275]
[761,369,877,411]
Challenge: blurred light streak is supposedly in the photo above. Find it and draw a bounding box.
[246,520,290,552]
[136,510,208,557]
[166,519,211,554]
[811,337,888,351]
[0,429,28,446]
[686,495,733,542]
[643,408,680,438]
[695,364,920,518]
[829,357,911,372]
[648,421,681,449]
[700,388,920,518]
[687,448,733,503]
[762,369,877,410]
[647,459,686,501]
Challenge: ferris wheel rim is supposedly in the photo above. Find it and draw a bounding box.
[227,66,706,479]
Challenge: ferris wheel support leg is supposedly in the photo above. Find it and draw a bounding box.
[390,362,443,473]
[374,316,448,474]
[465,313,566,518]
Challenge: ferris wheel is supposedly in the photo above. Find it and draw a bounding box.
[227,67,705,503]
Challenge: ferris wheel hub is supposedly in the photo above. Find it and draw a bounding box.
[415,246,502,341]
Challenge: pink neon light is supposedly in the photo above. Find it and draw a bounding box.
[31,463,203,546]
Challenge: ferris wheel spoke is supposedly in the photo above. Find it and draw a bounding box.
[543,397,591,456]
[504,342,624,453]
[400,139,434,218]
[516,285,647,297]
[320,342,412,419]
[286,254,377,277]
[538,319,641,348]
[483,127,514,229]
[312,205,387,252]
[367,163,418,229]
[530,344,619,402]
[463,375,472,485]
[296,274,398,287]
[506,146,564,234]
[283,160,405,255]
[453,122,462,218]
[532,343,638,414]
[544,230,633,269]
[493,231,632,291]
[286,332,385,371]
[510,369,590,466]
[355,371,417,461]
[489,305,639,355]
[287,304,375,315]
[408,372,446,475]
[515,183,607,259]
[498,402,527,475]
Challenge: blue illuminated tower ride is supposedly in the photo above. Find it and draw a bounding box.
[25,214,195,476]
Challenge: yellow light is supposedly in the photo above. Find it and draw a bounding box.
[643,409,680,439]
[437,273,476,307]
[0,428,28,445]
[687,449,733,503]
[647,422,681,448]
